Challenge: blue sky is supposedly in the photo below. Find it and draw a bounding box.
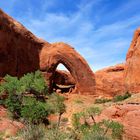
[1,0,140,71]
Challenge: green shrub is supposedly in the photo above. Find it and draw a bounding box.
[74,99,84,104]
[102,119,123,139]
[45,128,72,140]
[21,97,50,124]
[72,106,123,140]
[0,71,49,120]
[47,93,66,127]
[82,133,110,140]
[95,98,111,104]
[113,92,131,102]
[19,124,46,140]
[61,117,68,123]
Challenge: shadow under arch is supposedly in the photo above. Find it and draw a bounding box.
[40,42,96,94]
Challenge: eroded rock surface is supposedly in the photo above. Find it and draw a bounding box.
[0,9,51,77]
[125,28,140,93]
[97,105,140,140]
[95,64,126,97]
[0,106,23,137]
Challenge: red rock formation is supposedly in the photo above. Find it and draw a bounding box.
[0,106,23,137]
[0,9,50,77]
[53,70,75,85]
[95,64,126,97]
[0,9,96,94]
[40,42,96,94]
[125,28,140,93]
[96,105,140,140]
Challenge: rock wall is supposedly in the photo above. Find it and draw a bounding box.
[0,9,51,77]
[125,28,140,93]
[95,64,126,97]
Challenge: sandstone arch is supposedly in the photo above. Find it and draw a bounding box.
[40,42,96,94]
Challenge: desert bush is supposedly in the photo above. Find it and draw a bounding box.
[0,71,49,120]
[74,99,84,104]
[21,97,50,124]
[113,92,131,102]
[19,124,46,140]
[47,93,66,127]
[72,106,123,140]
[45,128,73,140]
[95,98,112,104]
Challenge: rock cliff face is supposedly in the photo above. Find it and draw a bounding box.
[0,9,96,94]
[95,64,126,97]
[0,9,50,77]
[125,28,140,93]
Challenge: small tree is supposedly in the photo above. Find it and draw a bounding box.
[0,71,49,119]
[86,106,102,124]
[47,93,66,127]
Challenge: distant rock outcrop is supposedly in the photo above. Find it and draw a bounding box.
[95,64,126,97]
[125,28,140,93]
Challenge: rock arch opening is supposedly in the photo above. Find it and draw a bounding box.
[40,42,96,94]
[52,63,76,93]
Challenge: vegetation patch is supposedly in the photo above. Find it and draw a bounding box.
[95,92,132,104]
[113,92,131,102]
[0,71,124,140]
[95,98,112,104]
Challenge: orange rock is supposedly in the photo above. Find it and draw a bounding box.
[53,70,75,85]
[0,9,50,77]
[43,70,75,85]
[95,64,126,97]
[0,106,23,136]
[125,28,140,93]
[96,105,140,140]
[40,42,96,94]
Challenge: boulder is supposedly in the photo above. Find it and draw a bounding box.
[125,28,140,93]
[95,64,126,97]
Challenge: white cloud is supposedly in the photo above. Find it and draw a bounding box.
[8,0,140,71]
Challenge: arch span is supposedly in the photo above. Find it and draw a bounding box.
[40,42,95,94]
